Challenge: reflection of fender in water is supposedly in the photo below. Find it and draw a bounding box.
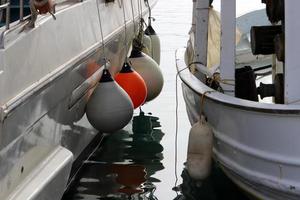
[111,164,146,195]
[62,112,165,199]
[129,112,165,183]
[174,163,250,200]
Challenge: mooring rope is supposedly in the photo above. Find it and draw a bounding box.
[174,55,189,193]
[174,50,218,193]
[199,90,214,117]
[96,0,108,69]
[121,0,130,63]
[130,0,136,34]
[65,135,105,190]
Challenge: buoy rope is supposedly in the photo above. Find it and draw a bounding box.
[131,0,145,52]
[132,19,146,52]
[144,0,152,26]
[174,62,189,193]
[130,0,136,34]
[96,0,108,69]
[211,73,235,86]
[65,135,104,189]
[138,0,145,38]
[139,0,144,19]
[131,0,143,51]
[199,90,214,118]
[174,50,216,193]
[121,0,129,63]
[188,61,235,89]
[142,19,149,27]
[137,0,141,20]
[139,0,148,36]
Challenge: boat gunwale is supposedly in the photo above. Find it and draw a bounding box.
[176,48,300,115]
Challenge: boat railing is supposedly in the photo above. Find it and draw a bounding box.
[0,0,29,48]
[0,0,10,30]
[0,0,83,48]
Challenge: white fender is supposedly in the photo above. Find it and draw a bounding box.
[129,50,164,102]
[142,34,152,57]
[186,116,213,180]
[86,69,134,133]
[145,25,161,65]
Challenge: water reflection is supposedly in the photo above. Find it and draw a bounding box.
[174,162,250,200]
[63,112,164,200]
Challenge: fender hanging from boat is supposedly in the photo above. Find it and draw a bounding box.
[142,34,152,56]
[115,62,147,109]
[129,48,164,102]
[86,69,134,133]
[145,25,161,65]
[186,116,213,180]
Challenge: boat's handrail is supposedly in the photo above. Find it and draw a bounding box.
[0,0,27,28]
[0,0,81,49]
[0,0,27,48]
[0,0,10,30]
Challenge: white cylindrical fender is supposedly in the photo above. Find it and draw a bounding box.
[86,69,134,133]
[142,34,152,57]
[150,34,161,65]
[186,116,213,180]
[145,25,161,65]
[129,50,164,102]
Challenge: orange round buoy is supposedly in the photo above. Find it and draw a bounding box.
[34,0,54,14]
[115,63,147,109]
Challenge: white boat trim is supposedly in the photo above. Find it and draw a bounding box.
[177,48,300,114]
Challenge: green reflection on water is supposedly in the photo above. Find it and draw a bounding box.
[63,112,165,200]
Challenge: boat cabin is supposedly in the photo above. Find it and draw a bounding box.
[192,0,298,105]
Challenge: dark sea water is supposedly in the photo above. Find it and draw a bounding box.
[62,0,262,199]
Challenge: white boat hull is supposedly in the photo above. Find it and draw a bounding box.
[177,48,300,200]
[0,0,157,199]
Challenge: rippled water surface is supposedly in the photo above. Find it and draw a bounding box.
[62,0,265,199]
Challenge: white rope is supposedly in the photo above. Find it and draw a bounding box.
[189,62,235,86]
[144,0,152,26]
[130,0,136,34]
[137,0,141,20]
[121,0,129,62]
[96,0,108,69]
[174,52,190,192]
